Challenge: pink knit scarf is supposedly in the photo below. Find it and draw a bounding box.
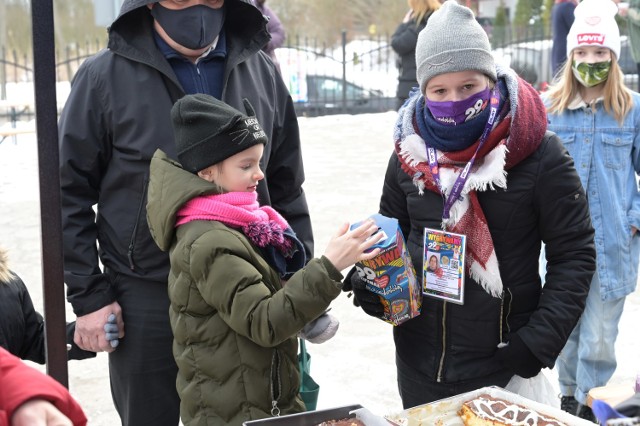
[175,192,293,252]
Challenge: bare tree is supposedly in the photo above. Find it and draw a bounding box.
[270,0,406,47]
[2,0,406,60]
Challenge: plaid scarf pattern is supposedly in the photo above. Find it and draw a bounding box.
[394,65,547,297]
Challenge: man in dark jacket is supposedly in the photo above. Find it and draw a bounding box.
[57,1,313,425]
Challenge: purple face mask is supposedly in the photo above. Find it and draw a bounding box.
[425,86,491,126]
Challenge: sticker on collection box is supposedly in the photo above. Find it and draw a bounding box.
[423,228,466,305]
[351,214,421,325]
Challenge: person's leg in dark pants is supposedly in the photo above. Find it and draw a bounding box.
[636,63,640,92]
[109,274,180,426]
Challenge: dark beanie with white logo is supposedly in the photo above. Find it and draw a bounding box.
[171,94,268,173]
[415,0,496,92]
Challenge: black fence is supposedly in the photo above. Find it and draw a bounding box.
[0,39,107,130]
[0,39,104,94]
[277,31,398,116]
[2,26,639,123]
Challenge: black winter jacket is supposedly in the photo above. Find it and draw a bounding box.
[0,251,94,363]
[391,15,431,102]
[58,0,312,316]
[382,133,595,383]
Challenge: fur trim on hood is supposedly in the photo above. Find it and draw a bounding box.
[0,247,15,284]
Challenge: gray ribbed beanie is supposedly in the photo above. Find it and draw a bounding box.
[172,94,267,173]
[415,0,496,92]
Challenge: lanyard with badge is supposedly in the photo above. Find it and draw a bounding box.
[425,86,500,219]
[422,86,499,304]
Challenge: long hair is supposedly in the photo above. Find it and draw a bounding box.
[546,51,633,124]
[408,0,441,25]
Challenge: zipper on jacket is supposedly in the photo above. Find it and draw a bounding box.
[127,175,149,271]
[436,302,447,382]
[270,350,282,416]
[499,295,505,343]
[499,288,513,343]
[504,288,512,335]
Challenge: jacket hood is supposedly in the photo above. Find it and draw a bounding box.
[113,0,263,34]
[147,150,223,252]
[109,0,268,78]
[116,0,254,21]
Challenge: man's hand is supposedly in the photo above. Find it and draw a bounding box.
[11,399,73,426]
[74,302,124,352]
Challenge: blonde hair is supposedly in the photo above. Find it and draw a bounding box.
[546,52,632,125]
[408,0,441,25]
[0,247,16,284]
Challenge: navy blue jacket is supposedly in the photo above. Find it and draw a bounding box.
[551,1,577,77]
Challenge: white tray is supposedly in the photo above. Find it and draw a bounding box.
[384,386,594,426]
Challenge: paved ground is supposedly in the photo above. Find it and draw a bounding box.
[1,112,639,425]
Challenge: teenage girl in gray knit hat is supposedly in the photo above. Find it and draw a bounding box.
[344,0,596,408]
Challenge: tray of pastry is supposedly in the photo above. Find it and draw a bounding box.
[243,404,365,425]
[384,386,594,426]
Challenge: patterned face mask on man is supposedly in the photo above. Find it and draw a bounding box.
[572,61,611,88]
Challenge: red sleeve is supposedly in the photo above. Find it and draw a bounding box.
[0,347,87,426]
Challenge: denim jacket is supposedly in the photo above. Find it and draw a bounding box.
[545,93,640,301]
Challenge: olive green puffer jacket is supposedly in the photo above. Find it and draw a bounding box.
[146,150,343,426]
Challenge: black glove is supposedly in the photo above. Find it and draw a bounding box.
[494,334,543,379]
[343,268,385,318]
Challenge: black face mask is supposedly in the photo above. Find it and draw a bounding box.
[150,3,225,50]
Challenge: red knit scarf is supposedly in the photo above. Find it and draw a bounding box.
[175,192,293,253]
[394,68,547,296]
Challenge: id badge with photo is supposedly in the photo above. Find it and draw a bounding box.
[422,227,466,305]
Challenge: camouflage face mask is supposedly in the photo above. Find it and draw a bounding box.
[571,61,612,88]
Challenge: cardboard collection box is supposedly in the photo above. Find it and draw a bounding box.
[352,214,421,325]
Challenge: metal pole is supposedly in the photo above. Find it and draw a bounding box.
[30,0,68,387]
[341,30,347,113]
[0,0,6,100]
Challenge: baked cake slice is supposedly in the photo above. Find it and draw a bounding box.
[458,393,569,426]
[315,419,365,426]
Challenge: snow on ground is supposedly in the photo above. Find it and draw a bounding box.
[1,110,639,425]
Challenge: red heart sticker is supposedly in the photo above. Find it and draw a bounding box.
[374,275,389,289]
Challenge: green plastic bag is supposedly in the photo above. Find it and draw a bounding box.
[298,338,320,411]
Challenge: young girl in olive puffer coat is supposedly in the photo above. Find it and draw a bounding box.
[147,93,382,426]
